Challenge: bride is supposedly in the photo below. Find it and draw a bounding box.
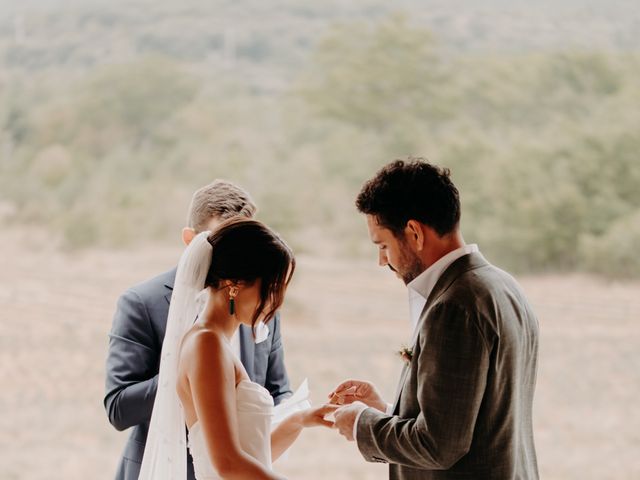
[139,218,335,480]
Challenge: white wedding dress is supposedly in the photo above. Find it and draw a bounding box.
[188,380,275,479]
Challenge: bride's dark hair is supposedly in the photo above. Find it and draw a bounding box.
[205,218,295,330]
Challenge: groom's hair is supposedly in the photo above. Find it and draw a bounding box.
[356,158,460,237]
[187,180,257,233]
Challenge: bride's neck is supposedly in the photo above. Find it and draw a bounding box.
[200,294,240,341]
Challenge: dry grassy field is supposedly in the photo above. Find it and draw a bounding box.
[1,228,639,479]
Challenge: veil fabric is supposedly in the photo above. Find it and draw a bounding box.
[139,232,212,480]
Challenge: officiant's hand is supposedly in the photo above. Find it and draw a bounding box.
[328,379,387,412]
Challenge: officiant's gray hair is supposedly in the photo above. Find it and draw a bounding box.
[187,179,257,233]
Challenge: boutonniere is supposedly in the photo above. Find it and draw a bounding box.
[397,345,413,364]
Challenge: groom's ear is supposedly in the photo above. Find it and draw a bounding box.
[405,220,425,251]
[182,227,197,246]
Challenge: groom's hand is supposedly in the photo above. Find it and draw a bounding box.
[334,401,368,441]
[328,379,387,412]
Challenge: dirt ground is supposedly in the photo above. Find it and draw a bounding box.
[1,228,638,479]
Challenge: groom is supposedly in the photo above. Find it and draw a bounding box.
[330,160,539,479]
[104,180,292,480]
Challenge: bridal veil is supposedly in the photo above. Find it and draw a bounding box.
[139,232,212,480]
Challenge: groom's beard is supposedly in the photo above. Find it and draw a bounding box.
[390,248,425,285]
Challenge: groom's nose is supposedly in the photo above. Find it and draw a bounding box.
[378,249,388,267]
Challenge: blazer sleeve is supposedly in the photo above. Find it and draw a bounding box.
[356,301,490,469]
[104,289,160,431]
[263,312,292,405]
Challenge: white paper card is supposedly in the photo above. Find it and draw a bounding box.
[271,378,311,427]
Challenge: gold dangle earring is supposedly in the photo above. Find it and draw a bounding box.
[228,286,239,315]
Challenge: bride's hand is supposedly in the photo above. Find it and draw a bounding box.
[327,379,387,412]
[299,404,339,428]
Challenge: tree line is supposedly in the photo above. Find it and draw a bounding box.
[1,14,638,278]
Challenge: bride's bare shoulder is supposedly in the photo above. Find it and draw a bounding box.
[181,327,231,365]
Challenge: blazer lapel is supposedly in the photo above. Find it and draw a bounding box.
[391,363,411,414]
[238,325,256,380]
[424,252,489,310]
[390,252,490,411]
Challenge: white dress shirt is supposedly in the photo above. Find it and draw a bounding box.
[353,244,480,440]
[230,321,269,360]
[407,244,479,341]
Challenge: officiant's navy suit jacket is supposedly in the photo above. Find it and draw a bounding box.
[104,268,292,480]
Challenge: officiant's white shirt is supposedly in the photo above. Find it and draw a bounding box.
[230,321,269,359]
[353,244,479,440]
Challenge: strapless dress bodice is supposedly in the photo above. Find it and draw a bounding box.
[188,380,274,480]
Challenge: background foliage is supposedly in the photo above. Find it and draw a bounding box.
[1,0,639,277]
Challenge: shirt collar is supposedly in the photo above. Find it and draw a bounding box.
[408,244,479,302]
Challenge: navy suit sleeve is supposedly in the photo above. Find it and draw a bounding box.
[104,289,160,431]
[264,313,292,405]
